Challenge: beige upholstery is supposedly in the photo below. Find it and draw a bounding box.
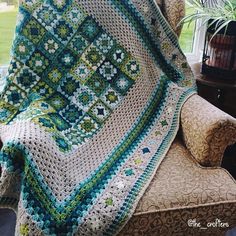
[120,139,236,236]
[181,95,236,167]
[119,1,236,235]
[155,0,185,37]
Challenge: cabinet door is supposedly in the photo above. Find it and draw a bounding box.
[197,83,220,106]
[221,89,236,117]
[197,82,236,118]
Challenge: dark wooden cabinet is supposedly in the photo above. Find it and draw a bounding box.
[192,63,236,118]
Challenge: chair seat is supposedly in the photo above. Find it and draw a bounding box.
[119,138,236,236]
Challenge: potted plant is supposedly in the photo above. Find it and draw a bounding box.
[180,0,236,79]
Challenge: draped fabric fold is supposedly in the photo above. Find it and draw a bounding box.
[0,0,196,235]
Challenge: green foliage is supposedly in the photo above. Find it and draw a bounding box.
[179,6,196,53]
[180,0,236,39]
[0,0,18,6]
[0,9,17,65]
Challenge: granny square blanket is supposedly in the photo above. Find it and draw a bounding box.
[0,0,196,235]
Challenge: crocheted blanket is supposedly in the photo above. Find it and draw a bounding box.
[0,0,196,235]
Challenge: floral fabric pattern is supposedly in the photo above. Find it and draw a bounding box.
[0,0,201,235]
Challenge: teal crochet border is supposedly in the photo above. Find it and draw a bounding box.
[0,0,197,235]
[0,78,181,235]
[106,88,196,235]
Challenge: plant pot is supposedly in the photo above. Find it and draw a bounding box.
[202,20,236,79]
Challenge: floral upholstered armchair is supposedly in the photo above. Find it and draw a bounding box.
[1,1,236,236]
[119,0,236,235]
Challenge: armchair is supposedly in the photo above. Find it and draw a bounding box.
[1,1,236,236]
[119,0,236,235]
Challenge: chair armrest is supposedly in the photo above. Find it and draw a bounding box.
[181,94,236,167]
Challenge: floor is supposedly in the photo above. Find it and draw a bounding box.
[0,209,16,236]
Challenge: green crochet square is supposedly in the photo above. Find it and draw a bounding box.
[12,35,35,63]
[85,72,108,97]
[2,84,27,107]
[101,87,122,109]
[57,48,78,70]
[38,32,64,59]
[52,133,72,152]
[26,50,50,75]
[43,68,64,89]
[21,0,43,13]
[31,81,55,98]
[13,67,40,92]
[88,100,111,124]
[22,17,46,44]
[68,33,89,56]
[0,101,18,124]
[52,19,74,44]
[81,45,105,71]
[33,3,59,29]
[59,104,84,124]
[62,3,86,29]
[98,61,118,83]
[47,92,70,111]
[29,100,56,114]
[8,58,24,76]
[75,115,100,138]
[58,74,80,98]
[70,60,94,85]
[48,113,71,131]
[94,32,116,55]
[33,114,57,132]
[107,45,130,68]
[48,0,71,13]
[111,72,134,96]
[122,59,141,80]
[79,16,101,42]
[72,86,97,112]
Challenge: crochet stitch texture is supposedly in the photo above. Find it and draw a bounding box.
[0,0,196,235]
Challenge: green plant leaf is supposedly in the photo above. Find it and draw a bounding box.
[179,0,236,39]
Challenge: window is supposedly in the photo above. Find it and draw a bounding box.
[179,2,206,63]
[0,1,17,76]
[0,1,205,71]
[179,5,196,53]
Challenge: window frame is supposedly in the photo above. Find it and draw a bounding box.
[0,65,8,77]
[184,18,207,64]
